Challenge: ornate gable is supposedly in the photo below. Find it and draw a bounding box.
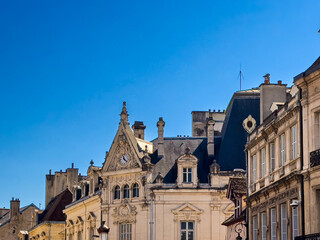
[103,102,144,173]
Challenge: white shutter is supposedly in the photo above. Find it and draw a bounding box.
[271,208,277,240]
[261,148,266,177]
[252,155,257,183]
[292,206,299,239]
[281,204,288,240]
[261,212,267,240]
[253,216,258,240]
[280,134,286,166]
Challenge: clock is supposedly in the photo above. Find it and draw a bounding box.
[120,154,129,165]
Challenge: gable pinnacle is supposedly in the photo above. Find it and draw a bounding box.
[120,101,129,124]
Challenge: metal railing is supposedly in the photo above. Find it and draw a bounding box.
[310,149,320,167]
[295,233,320,240]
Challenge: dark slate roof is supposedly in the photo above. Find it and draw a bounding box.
[150,90,260,183]
[151,137,221,183]
[227,177,247,197]
[38,189,72,223]
[294,56,320,81]
[217,91,260,170]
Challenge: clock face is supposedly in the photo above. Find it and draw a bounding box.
[120,154,129,165]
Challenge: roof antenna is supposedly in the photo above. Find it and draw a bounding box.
[237,64,244,90]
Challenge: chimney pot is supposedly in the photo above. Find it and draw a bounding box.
[278,80,282,85]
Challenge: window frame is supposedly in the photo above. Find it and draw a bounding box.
[280,133,286,166]
[270,142,275,172]
[261,212,267,240]
[252,155,257,183]
[183,168,192,183]
[291,125,298,159]
[132,183,139,198]
[260,148,266,178]
[281,203,288,240]
[119,223,132,240]
[252,215,258,240]
[114,185,120,200]
[123,184,130,199]
[292,206,299,239]
[180,221,194,240]
[270,207,277,240]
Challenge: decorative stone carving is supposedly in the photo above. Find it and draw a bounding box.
[112,201,137,224]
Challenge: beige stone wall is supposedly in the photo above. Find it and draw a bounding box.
[28,222,65,240]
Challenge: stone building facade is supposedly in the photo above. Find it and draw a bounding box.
[294,57,320,236]
[246,76,303,240]
[0,198,39,240]
[62,91,259,240]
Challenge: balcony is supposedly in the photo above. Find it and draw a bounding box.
[295,233,320,240]
[310,149,320,167]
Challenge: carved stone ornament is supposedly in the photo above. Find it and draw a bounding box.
[242,115,256,133]
[108,140,140,172]
[172,203,203,223]
[112,201,137,224]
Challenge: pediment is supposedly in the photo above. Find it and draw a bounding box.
[172,203,203,215]
[103,121,144,173]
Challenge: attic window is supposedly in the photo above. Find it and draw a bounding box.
[183,168,192,183]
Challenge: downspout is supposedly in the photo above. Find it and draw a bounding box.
[245,143,249,240]
[298,87,305,236]
[150,192,155,240]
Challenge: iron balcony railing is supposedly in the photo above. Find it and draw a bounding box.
[310,149,320,167]
[295,233,320,240]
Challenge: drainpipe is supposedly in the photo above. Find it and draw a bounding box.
[298,87,305,236]
[245,144,249,240]
[150,192,155,240]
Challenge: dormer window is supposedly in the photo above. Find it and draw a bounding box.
[176,150,198,188]
[183,168,192,183]
[123,184,130,199]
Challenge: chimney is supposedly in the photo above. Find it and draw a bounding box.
[157,117,165,156]
[10,198,20,219]
[260,74,287,123]
[132,121,146,140]
[207,113,215,160]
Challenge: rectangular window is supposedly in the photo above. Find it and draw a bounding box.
[270,142,275,172]
[260,148,266,178]
[261,212,267,240]
[119,223,132,240]
[252,215,258,240]
[292,206,299,239]
[271,208,277,240]
[180,221,194,240]
[252,155,257,183]
[280,134,286,166]
[234,199,241,218]
[183,168,192,183]
[281,204,288,240]
[291,125,298,159]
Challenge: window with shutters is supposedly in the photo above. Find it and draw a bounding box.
[292,206,299,239]
[252,155,257,183]
[270,142,275,172]
[252,215,258,240]
[281,204,288,240]
[291,125,298,159]
[280,134,286,166]
[260,148,266,178]
[271,208,277,240]
[261,212,267,240]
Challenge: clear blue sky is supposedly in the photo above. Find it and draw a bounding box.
[0,0,319,209]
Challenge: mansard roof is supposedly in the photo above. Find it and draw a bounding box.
[150,90,260,183]
[294,56,320,81]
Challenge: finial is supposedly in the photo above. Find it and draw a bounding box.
[120,101,129,124]
[90,160,94,166]
[185,147,191,155]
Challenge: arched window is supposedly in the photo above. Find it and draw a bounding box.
[132,183,139,198]
[114,185,120,199]
[123,184,130,199]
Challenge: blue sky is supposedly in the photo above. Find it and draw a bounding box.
[0,0,319,208]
